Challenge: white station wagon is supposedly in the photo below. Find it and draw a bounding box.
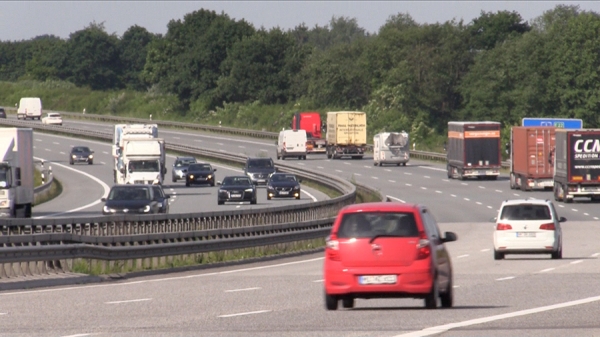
[492,198,565,260]
[41,112,62,126]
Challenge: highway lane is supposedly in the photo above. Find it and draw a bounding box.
[29,131,327,218]
[1,221,599,336]
[40,116,600,223]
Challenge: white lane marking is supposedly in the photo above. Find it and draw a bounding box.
[389,180,396,183]
[480,249,490,252]
[173,136,181,139]
[393,295,600,337]
[335,169,342,173]
[301,189,318,202]
[216,142,224,145]
[487,206,493,209]
[406,183,412,187]
[219,149,226,152]
[385,169,391,172]
[584,213,589,216]
[496,277,515,281]
[194,139,203,142]
[354,173,361,176]
[53,142,59,145]
[317,166,324,169]
[236,205,241,208]
[35,139,42,142]
[421,166,446,172]
[558,205,565,208]
[457,254,469,258]
[32,157,111,219]
[442,179,449,182]
[260,149,268,152]
[102,151,108,154]
[45,148,51,151]
[424,176,430,179]
[476,202,482,205]
[461,183,468,186]
[0,312,7,315]
[225,287,261,293]
[495,190,503,193]
[421,187,427,190]
[363,165,372,169]
[106,298,152,304]
[453,285,460,288]
[59,151,65,154]
[404,172,412,175]
[436,191,442,194]
[572,209,578,212]
[464,198,470,201]
[571,260,583,265]
[387,195,406,203]
[61,334,95,337]
[312,279,324,283]
[479,186,485,189]
[0,257,325,296]
[238,145,245,148]
[592,253,600,257]
[372,176,378,180]
[450,194,457,197]
[540,268,555,273]
[513,193,520,196]
[298,163,305,166]
[219,310,271,318]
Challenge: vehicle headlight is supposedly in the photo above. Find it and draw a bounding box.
[245,188,254,192]
[142,205,150,213]
[89,155,93,159]
[207,174,212,179]
[189,174,194,179]
[103,206,115,213]
[72,155,76,159]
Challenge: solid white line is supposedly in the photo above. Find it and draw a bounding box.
[218,310,271,318]
[392,295,600,337]
[301,189,318,202]
[312,279,324,283]
[387,195,406,203]
[480,249,490,252]
[225,287,261,293]
[32,157,111,219]
[540,268,555,273]
[570,260,583,264]
[496,276,515,281]
[457,254,469,258]
[106,298,152,304]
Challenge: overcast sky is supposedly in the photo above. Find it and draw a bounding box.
[1,1,599,41]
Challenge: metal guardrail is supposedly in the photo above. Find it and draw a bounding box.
[33,161,54,205]
[0,117,361,279]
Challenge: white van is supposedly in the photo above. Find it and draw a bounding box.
[17,97,42,120]
[373,131,410,166]
[277,129,307,160]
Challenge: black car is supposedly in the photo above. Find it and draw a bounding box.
[70,146,94,165]
[0,107,6,118]
[243,157,277,185]
[186,163,217,187]
[217,176,257,205]
[101,185,161,215]
[267,173,302,200]
[172,156,197,182]
[151,185,171,214]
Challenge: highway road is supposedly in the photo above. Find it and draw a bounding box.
[2,116,599,336]
[28,128,329,219]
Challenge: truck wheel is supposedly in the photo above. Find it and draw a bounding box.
[520,175,530,191]
[402,163,406,166]
[509,173,516,189]
[447,165,452,179]
[562,184,573,203]
[553,184,561,201]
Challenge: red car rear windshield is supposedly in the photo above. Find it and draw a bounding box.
[337,212,419,238]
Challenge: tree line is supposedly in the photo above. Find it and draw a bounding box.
[1,5,599,137]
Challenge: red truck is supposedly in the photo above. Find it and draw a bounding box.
[291,112,326,154]
[509,126,556,191]
[446,121,502,180]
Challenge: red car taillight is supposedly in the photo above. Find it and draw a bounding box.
[326,234,340,261]
[416,232,430,260]
[539,223,555,230]
[496,223,513,230]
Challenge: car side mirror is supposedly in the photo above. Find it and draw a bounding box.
[213,168,217,172]
[559,216,567,223]
[298,178,303,183]
[101,198,106,202]
[443,231,457,243]
[165,194,171,199]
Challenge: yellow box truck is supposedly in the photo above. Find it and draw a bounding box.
[326,111,367,159]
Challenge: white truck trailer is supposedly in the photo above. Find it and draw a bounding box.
[0,128,34,218]
[373,131,410,166]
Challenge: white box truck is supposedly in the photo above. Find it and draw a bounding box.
[276,129,307,160]
[326,111,367,159]
[373,131,410,166]
[0,128,34,218]
[116,138,166,185]
[17,97,43,120]
[113,124,161,183]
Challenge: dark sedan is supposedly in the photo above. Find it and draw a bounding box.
[70,146,94,165]
[267,173,302,200]
[217,176,257,205]
[101,185,161,215]
[186,163,217,187]
[151,185,171,214]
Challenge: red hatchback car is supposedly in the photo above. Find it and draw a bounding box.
[324,202,458,310]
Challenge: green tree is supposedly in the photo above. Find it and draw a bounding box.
[467,10,530,50]
[119,25,157,90]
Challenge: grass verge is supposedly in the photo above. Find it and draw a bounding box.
[33,178,62,206]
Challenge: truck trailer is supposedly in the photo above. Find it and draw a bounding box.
[291,112,327,154]
[553,129,600,203]
[509,126,555,191]
[373,131,410,166]
[447,121,501,180]
[0,128,34,218]
[326,111,367,159]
